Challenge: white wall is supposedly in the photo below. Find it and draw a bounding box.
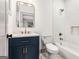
[0,0,8,56]
[7,0,53,36]
[64,0,79,46]
[54,0,79,48]
[53,0,65,42]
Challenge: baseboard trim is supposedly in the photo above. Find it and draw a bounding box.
[0,56,8,59]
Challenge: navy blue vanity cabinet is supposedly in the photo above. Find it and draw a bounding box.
[9,36,39,59]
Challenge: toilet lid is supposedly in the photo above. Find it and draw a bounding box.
[46,43,58,51]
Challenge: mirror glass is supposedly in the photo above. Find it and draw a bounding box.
[16,1,35,28]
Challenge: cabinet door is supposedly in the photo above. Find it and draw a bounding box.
[26,45,39,59]
[9,46,23,59]
[0,0,6,56]
[9,45,39,59]
[0,0,6,35]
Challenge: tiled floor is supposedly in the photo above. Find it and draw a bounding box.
[40,53,64,59]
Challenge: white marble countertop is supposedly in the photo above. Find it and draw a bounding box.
[12,32,39,38]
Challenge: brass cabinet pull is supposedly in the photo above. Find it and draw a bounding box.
[22,47,27,54]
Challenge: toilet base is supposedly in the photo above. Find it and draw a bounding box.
[48,53,58,59]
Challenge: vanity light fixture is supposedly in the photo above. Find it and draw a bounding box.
[27,4,33,7]
[19,2,24,5]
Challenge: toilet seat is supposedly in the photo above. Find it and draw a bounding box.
[46,43,58,50]
[46,43,59,54]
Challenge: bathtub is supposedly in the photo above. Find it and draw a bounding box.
[55,42,79,59]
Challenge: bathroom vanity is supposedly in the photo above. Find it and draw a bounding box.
[8,1,39,59]
[8,34,39,59]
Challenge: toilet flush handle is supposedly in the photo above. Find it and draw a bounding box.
[59,38,63,40]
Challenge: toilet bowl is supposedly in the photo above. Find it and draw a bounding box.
[46,43,59,54]
[46,43,59,59]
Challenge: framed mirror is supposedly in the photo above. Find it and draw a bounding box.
[16,1,35,28]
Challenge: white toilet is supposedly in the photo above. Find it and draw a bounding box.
[46,43,59,59]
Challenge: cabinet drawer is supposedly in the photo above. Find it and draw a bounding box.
[9,36,39,46]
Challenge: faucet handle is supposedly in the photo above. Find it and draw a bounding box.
[59,33,63,36]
